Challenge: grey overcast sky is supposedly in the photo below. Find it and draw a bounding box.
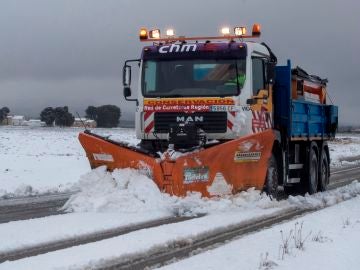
[0,0,359,124]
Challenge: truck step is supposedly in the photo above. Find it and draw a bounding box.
[287,177,301,184]
[289,164,303,170]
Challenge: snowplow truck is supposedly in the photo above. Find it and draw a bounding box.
[79,24,338,198]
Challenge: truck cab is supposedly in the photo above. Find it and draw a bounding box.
[124,28,276,150]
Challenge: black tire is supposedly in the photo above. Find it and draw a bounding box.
[264,154,279,199]
[307,146,318,194]
[318,150,330,191]
[284,185,300,196]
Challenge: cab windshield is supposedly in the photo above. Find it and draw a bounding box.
[142,59,246,97]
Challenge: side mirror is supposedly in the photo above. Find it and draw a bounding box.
[247,95,268,105]
[122,59,140,104]
[124,86,131,98]
[123,65,131,86]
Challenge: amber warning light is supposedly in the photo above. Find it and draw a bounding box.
[139,28,148,40]
[252,23,261,37]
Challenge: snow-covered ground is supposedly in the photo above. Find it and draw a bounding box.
[0,126,360,198]
[0,127,360,269]
[0,126,137,198]
[159,195,360,270]
[329,134,360,167]
[0,178,359,269]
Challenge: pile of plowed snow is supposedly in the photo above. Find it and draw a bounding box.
[288,182,360,209]
[63,167,172,215]
[63,167,360,216]
[63,166,280,216]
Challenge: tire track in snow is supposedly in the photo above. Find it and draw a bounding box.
[0,215,202,263]
[0,193,73,224]
[0,164,359,266]
[93,166,360,270]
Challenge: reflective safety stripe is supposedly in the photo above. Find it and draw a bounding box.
[144,112,155,133]
[252,109,272,133]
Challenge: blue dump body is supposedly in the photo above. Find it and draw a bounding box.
[274,60,338,139]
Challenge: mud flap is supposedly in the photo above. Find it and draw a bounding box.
[79,130,275,197]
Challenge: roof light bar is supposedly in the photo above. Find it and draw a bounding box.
[138,24,261,42]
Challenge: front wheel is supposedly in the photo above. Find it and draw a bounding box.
[264,154,279,200]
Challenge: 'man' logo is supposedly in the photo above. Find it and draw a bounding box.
[176,116,204,123]
[159,44,197,54]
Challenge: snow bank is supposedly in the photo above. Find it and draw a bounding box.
[288,180,360,209]
[63,167,282,216]
[171,187,280,216]
[64,164,360,219]
[63,166,172,215]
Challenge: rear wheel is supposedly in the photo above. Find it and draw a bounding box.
[318,149,329,191]
[264,154,279,200]
[307,146,318,194]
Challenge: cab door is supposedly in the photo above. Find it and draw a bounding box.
[249,56,273,133]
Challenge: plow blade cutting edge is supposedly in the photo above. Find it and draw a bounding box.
[79,130,275,197]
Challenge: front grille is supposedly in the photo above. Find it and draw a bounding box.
[154,112,227,133]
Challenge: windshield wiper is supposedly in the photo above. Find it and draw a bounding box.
[168,94,185,97]
[148,94,185,98]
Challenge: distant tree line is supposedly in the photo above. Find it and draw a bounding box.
[39,105,121,128]
[40,106,75,127]
[85,105,121,128]
[0,107,10,123]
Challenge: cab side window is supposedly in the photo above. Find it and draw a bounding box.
[143,61,157,92]
[252,58,265,95]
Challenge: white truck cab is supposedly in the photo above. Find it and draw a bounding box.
[123,26,277,149]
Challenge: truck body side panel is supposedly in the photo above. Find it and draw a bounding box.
[292,100,335,138]
[274,60,338,140]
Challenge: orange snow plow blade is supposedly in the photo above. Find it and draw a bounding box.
[79,130,275,197]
